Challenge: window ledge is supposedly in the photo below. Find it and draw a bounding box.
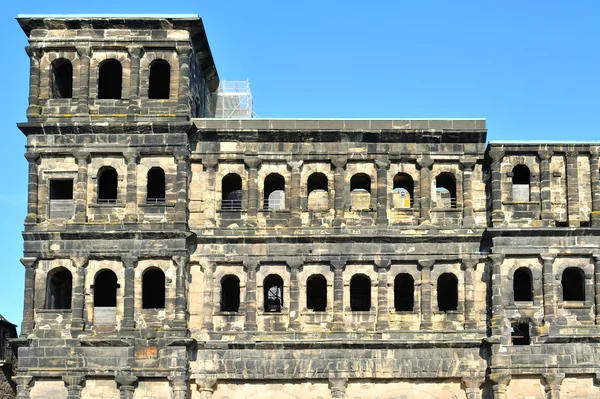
[562,301,590,309]
[503,201,540,205]
[257,310,289,316]
[216,209,244,213]
[431,208,461,212]
[140,202,175,208]
[259,209,290,213]
[214,311,243,317]
[89,202,124,208]
[37,309,72,314]
[391,310,417,314]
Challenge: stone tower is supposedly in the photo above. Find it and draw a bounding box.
[13,13,600,399]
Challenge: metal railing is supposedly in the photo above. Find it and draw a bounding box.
[97,198,117,204]
[146,197,166,205]
[434,197,458,209]
[263,198,285,210]
[220,199,242,211]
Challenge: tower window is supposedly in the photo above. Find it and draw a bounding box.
[264,275,284,312]
[350,274,371,311]
[435,172,456,209]
[392,173,414,209]
[94,269,118,307]
[148,60,171,99]
[222,173,242,210]
[513,267,533,302]
[45,267,72,310]
[394,273,414,311]
[147,167,166,203]
[51,58,73,99]
[220,275,240,312]
[142,268,165,309]
[264,173,285,210]
[512,164,531,202]
[49,179,74,219]
[307,173,329,211]
[98,167,118,204]
[511,322,531,345]
[562,267,585,301]
[98,59,123,100]
[437,273,458,312]
[306,274,327,312]
[350,173,371,210]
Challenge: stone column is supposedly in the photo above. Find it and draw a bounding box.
[332,156,347,227]
[288,259,302,330]
[375,158,390,226]
[76,46,91,114]
[542,373,564,399]
[593,254,600,325]
[176,45,192,116]
[14,376,33,399]
[127,46,143,114]
[417,157,433,224]
[123,152,139,223]
[172,254,189,329]
[115,375,138,399]
[538,150,555,226]
[73,151,90,223]
[328,378,348,399]
[331,260,345,330]
[202,261,215,331]
[489,149,505,226]
[25,46,42,117]
[460,160,477,227]
[489,254,505,338]
[63,374,85,399]
[243,260,258,331]
[169,375,188,399]
[245,157,261,226]
[71,257,89,332]
[174,150,189,223]
[376,259,390,330]
[121,255,138,331]
[202,157,218,226]
[462,259,478,330]
[288,160,303,227]
[24,152,40,225]
[20,257,37,336]
[462,376,483,399]
[590,149,600,227]
[489,373,510,399]
[197,376,217,399]
[540,253,557,326]
[419,260,435,330]
[565,151,580,227]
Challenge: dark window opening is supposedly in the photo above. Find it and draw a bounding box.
[45,267,72,310]
[394,273,414,311]
[437,273,458,312]
[264,173,285,210]
[149,60,171,99]
[147,167,166,203]
[512,164,531,201]
[98,59,123,100]
[142,268,166,309]
[435,172,456,209]
[307,172,329,210]
[98,167,118,204]
[51,58,73,99]
[350,274,371,311]
[94,269,118,307]
[513,267,533,302]
[562,267,585,301]
[222,173,242,210]
[308,173,328,194]
[350,173,371,193]
[50,180,73,200]
[220,275,240,312]
[306,275,327,312]
[511,322,531,345]
[393,173,414,208]
[264,275,283,312]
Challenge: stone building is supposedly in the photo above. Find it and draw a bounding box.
[12,13,600,399]
[0,315,17,399]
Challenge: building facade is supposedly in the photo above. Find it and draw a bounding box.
[12,14,600,399]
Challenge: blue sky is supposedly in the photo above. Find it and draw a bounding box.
[0,1,598,328]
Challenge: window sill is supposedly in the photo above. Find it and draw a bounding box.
[391,310,417,314]
[257,310,289,316]
[89,202,124,208]
[214,311,244,317]
[140,202,175,208]
[430,208,461,212]
[502,201,540,205]
[259,209,290,213]
[37,309,72,314]
[562,301,590,309]
[217,209,244,213]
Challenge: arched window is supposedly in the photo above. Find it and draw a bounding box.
[394,273,414,311]
[142,268,165,309]
[51,58,73,99]
[220,275,240,312]
[94,269,118,307]
[148,60,171,99]
[222,173,242,210]
[264,275,284,312]
[392,173,414,209]
[98,59,123,99]
[147,167,166,203]
[512,164,531,202]
[513,267,533,302]
[437,273,458,312]
[45,267,72,310]
[350,173,371,210]
[350,274,371,311]
[307,172,328,211]
[306,274,327,312]
[264,173,285,210]
[562,267,585,301]
[435,172,456,209]
[97,167,118,204]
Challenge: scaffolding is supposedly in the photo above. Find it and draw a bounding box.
[212,80,256,118]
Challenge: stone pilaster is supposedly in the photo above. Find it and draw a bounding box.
[174,150,189,223]
[288,160,303,227]
[20,257,37,337]
[73,151,90,223]
[121,255,138,331]
[71,256,89,332]
[540,253,557,326]
[172,254,189,330]
[462,258,478,330]
[202,261,215,331]
[288,259,302,330]
[202,157,218,226]
[565,151,580,227]
[489,254,505,338]
[542,373,564,399]
[489,149,505,226]
[590,149,600,227]
[332,156,347,227]
[375,158,390,226]
[419,259,435,330]
[25,46,42,117]
[538,150,555,226]
[244,157,261,226]
[593,255,600,324]
[75,46,91,114]
[176,45,192,116]
[460,159,477,227]
[14,375,33,399]
[169,375,188,399]
[115,375,138,399]
[24,152,40,225]
[489,373,510,399]
[197,376,217,399]
[123,151,139,223]
[63,374,85,399]
[331,260,345,330]
[127,46,143,114]
[376,259,390,331]
[328,378,348,399]
[243,260,259,331]
[417,157,433,224]
[461,376,484,399]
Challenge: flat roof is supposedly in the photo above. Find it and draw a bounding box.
[17,14,201,19]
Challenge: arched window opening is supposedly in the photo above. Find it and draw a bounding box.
[45,268,72,310]
[98,167,118,204]
[513,268,533,302]
[51,58,73,99]
[511,321,531,345]
[264,275,284,312]
[434,172,456,209]
[264,173,285,210]
[350,173,371,210]
[306,275,327,312]
[394,273,414,311]
[350,274,371,311]
[220,275,240,312]
[222,173,242,210]
[512,164,531,202]
[148,60,171,99]
[392,173,414,209]
[49,179,74,218]
[307,173,329,211]
[437,273,458,312]
[94,269,118,307]
[146,167,166,204]
[98,59,123,99]
[562,267,585,301]
[142,268,165,309]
